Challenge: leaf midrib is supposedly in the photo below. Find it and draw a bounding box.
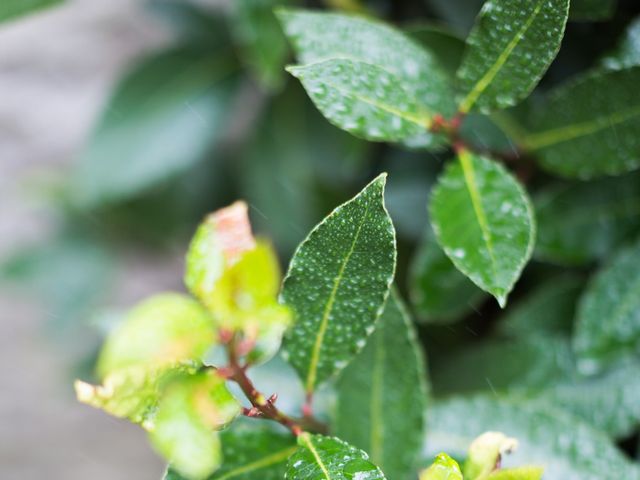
[458,151,500,290]
[459,0,545,113]
[305,202,372,393]
[300,434,331,480]
[525,104,640,150]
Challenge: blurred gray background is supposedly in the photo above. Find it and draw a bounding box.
[0,1,182,478]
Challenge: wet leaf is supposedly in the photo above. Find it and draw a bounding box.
[426,395,640,480]
[286,433,387,480]
[457,0,569,113]
[72,45,238,206]
[429,150,535,306]
[278,9,455,148]
[527,66,640,178]
[534,174,640,264]
[282,174,396,394]
[335,290,427,480]
[287,58,433,145]
[165,422,296,480]
[574,240,640,373]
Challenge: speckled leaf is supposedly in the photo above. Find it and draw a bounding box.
[285,434,387,480]
[420,453,463,480]
[429,151,535,307]
[278,9,455,148]
[165,424,296,480]
[570,0,616,21]
[287,59,432,144]
[0,0,62,23]
[534,174,640,264]
[602,16,640,70]
[426,395,640,480]
[457,0,569,113]
[72,46,238,206]
[574,240,640,373]
[527,66,640,178]
[409,227,487,324]
[282,174,396,394]
[497,275,583,336]
[334,290,427,480]
[231,0,291,90]
[149,371,240,480]
[603,17,640,70]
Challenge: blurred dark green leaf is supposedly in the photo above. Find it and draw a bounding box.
[72,45,239,207]
[335,290,427,480]
[407,23,465,76]
[569,0,616,21]
[534,173,640,265]
[602,16,640,69]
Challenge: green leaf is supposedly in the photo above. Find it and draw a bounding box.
[527,66,640,179]
[278,9,455,148]
[231,0,291,90]
[286,433,387,480]
[488,467,543,480]
[531,361,640,438]
[96,293,215,378]
[426,395,640,480]
[150,372,240,480]
[602,16,640,69]
[574,240,640,373]
[287,58,434,144]
[282,174,396,394]
[409,227,487,324]
[72,45,238,206]
[0,0,62,23]
[334,290,427,480]
[420,453,463,480]
[429,150,535,306]
[464,432,518,480]
[457,0,569,113]
[430,336,575,396]
[497,275,583,336]
[534,174,640,264]
[569,0,616,21]
[165,424,296,480]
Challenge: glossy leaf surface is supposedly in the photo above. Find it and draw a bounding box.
[430,151,535,306]
[335,290,427,480]
[282,174,396,393]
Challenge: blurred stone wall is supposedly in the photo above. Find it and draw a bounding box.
[0,1,184,478]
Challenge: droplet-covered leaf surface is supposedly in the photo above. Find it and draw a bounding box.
[165,424,296,480]
[457,0,569,113]
[282,174,396,393]
[335,290,427,480]
[527,66,640,178]
[286,434,387,480]
[278,9,455,148]
[574,240,640,373]
[430,151,535,306]
[287,59,432,144]
[426,395,640,480]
